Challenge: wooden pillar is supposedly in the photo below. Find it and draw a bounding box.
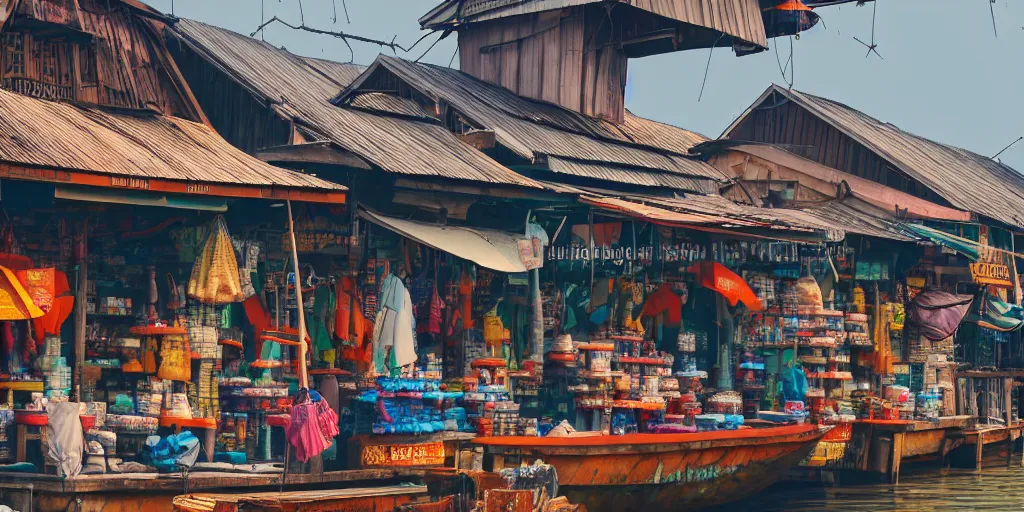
[890,432,904,484]
[528,268,543,358]
[1007,430,1014,468]
[73,219,88,402]
[975,431,984,471]
[1006,378,1014,426]
[967,378,977,417]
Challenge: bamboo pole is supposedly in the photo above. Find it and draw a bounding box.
[74,219,88,402]
[286,201,309,389]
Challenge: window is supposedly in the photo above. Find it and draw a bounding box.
[79,42,97,83]
[41,42,58,83]
[2,33,25,76]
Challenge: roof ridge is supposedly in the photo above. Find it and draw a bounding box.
[380,56,711,160]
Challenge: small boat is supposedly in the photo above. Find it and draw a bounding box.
[475,424,827,511]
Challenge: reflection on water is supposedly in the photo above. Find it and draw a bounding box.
[718,453,1024,511]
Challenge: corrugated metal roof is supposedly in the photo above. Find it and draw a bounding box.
[701,141,975,223]
[348,92,435,121]
[337,56,723,182]
[297,57,366,86]
[0,87,343,191]
[545,157,719,194]
[620,110,710,156]
[420,0,768,49]
[740,85,1024,228]
[648,194,841,237]
[581,195,765,228]
[798,200,916,242]
[360,208,529,273]
[169,19,541,189]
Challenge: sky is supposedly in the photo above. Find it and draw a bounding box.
[149,0,1024,171]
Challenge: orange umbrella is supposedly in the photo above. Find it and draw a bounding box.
[688,262,764,311]
[773,0,812,11]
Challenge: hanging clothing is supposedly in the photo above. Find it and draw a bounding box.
[309,285,334,355]
[873,303,895,376]
[372,274,417,373]
[459,271,475,329]
[638,284,683,326]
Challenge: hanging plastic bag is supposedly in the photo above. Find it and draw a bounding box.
[157,334,191,381]
[483,314,505,345]
[794,276,823,309]
[287,390,332,462]
[188,216,244,304]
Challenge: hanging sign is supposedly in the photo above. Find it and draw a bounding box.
[361,441,446,467]
[971,246,1013,288]
[518,238,543,270]
[282,216,350,254]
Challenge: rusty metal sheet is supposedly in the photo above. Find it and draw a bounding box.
[0,87,343,193]
[727,85,1024,228]
[545,156,719,193]
[170,20,542,189]
[420,0,769,49]
[335,56,724,182]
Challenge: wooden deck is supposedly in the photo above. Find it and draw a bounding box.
[173,485,429,512]
[0,469,428,511]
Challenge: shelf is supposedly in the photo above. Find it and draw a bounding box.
[615,356,671,367]
[609,335,644,343]
[159,416,217,429]
[0,381,44,392]
[129,326,187,336]
[808,372,853,381]
[470,358,508,369]
[575,343,615,352]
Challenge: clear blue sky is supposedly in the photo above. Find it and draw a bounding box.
[151,0,1024,171]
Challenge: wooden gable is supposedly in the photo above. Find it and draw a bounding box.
[0,0,201,120]
[726,94,947,207]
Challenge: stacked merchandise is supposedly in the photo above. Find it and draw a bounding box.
[845,313,871,346]
[570,341,615,431]
[360,377,466,435]
[0,410,13,461]
[39,336,71,400]
[492,402,532,436]
[884,385,913,419]
[915,388,943,420]
[699,392,744,431]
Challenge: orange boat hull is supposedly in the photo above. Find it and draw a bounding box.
[476,424,826,511]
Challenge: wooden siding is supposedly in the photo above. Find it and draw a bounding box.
[727,98,946,206]
[171,35,292,155]
[0,0,196,118]
[424,0,768,50]
[458,7,627,123]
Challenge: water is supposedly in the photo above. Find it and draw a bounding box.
[719,454,1024,511]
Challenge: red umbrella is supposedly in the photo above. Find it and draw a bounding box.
[688,262,764,311]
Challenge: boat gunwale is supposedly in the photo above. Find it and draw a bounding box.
[473,424,825,450]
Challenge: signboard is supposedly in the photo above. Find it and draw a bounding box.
[971,246,1013,288]
[361,441,445,467]
[518,238,543,270]
[283,216,351,254]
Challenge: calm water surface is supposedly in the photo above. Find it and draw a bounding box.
[717,454,1024,511]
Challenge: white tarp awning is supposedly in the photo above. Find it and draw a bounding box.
[359,208,528,273]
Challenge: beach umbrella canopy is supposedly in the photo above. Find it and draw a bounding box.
[688,262,764,311]
[0,266,44,320]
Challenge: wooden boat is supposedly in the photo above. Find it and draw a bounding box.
[475,424,827,511]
